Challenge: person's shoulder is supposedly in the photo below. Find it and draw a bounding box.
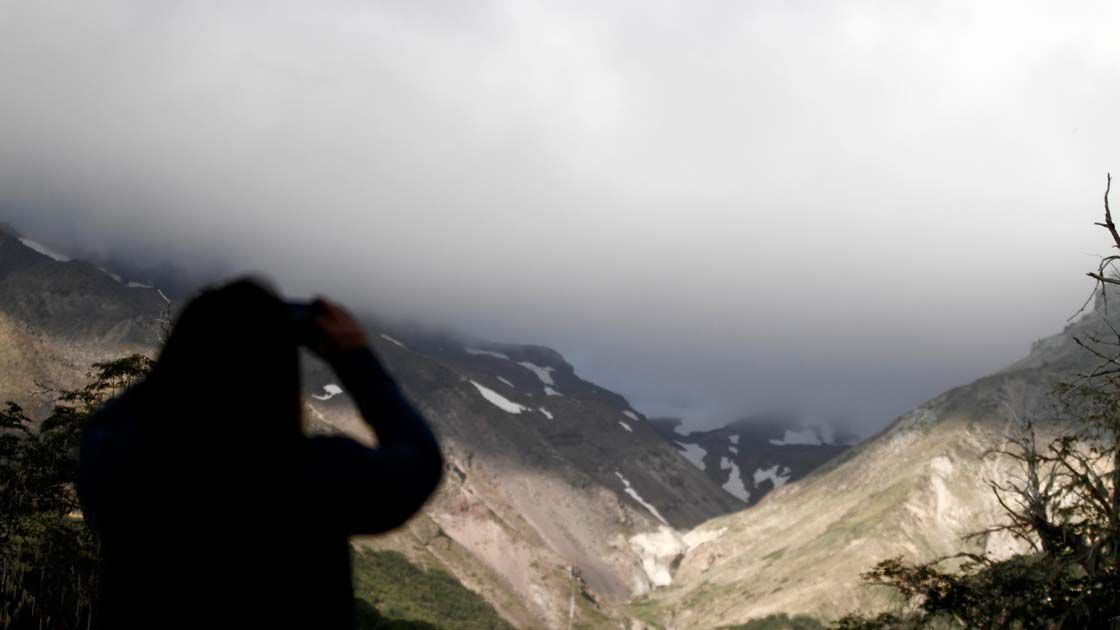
[305,434,367,454]
[83,384,147,447]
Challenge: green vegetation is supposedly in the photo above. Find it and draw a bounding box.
[351,548,513,629]
[722,613,826,629]
[625,595,666,629]
[0,355,153,629]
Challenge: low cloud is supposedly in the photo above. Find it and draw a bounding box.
[2,1,1117,432]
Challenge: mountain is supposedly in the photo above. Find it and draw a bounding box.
[0,225,167,416]
[650,414,854,507]
[637,291,1114,626]
[0,228,742,628]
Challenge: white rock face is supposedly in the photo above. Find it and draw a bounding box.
[623,410,640,421]
[629,525,730,591]
[629,527,685,588]
[470,380,528,414]
[619,421,634,432]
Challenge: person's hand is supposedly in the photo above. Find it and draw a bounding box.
[307,298,370,359]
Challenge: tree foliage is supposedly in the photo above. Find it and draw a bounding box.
[0,355,152,629]
[350,549,514,629]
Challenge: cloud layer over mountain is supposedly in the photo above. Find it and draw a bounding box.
[2,1,1118,431]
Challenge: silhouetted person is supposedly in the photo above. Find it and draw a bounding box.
[78,280,444,629]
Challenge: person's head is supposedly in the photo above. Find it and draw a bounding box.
[149,278,303,444]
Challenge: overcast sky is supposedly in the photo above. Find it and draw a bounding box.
[2,1,1118,433]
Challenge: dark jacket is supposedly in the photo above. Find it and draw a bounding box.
[78,347,443,629]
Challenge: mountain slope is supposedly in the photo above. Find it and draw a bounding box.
[0,229,741,628]
[304,327,744,625]
[642,295,1111,626]
[0,226,167,415]
[650,415,853,507]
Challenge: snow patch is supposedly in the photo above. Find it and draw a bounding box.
[544,386,562,397]
[729,434,740,445]
[753,464,791,489]
[538,407,554,419]
[465,347,509,360]
[615,471,668,525]
[619,421,633,432]
[518,361,555,385]
[380,334,406,348]
[623,410,640,422]
[722,461,751,502]
[628,527,684,587]
[677,442,707,470]
[124,281,171,304]
[497,376,515,389]
[769,428,822,446]
[312,384,344,401]
[729,446,739,455]
[470,381,528,414]
[97,267,123,283]
[18,238,70,262]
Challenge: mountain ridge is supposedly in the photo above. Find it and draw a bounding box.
[651,413,855,507]
[0,230,746,628]
[640,288,1110,626]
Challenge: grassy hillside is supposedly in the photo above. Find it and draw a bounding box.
[351,549,514,629]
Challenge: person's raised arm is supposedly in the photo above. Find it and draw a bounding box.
[304,299,443,534]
